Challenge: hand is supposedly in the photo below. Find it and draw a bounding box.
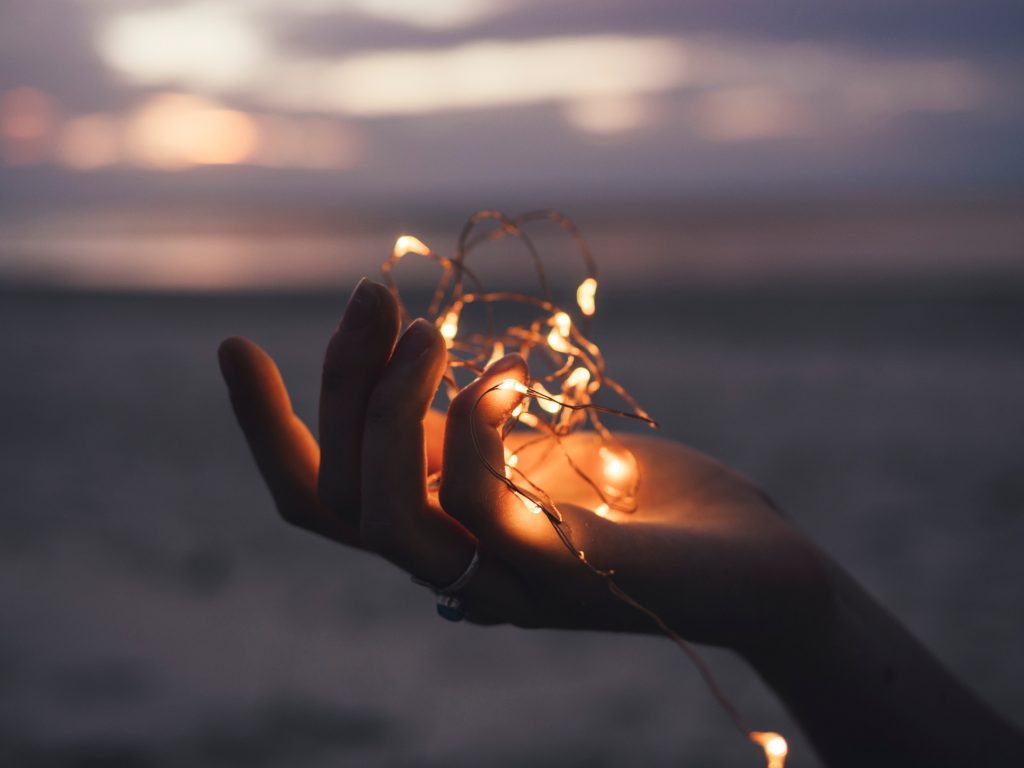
[218,278,830,652]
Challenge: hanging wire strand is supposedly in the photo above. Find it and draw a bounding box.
[382,210,787,768]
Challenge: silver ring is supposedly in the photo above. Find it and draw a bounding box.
[411,548,481,622]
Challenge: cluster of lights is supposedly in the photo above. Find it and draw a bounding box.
[382,211,787,768]
[384,210,653,519]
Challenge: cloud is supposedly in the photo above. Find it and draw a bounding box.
[266,36,687,117]
[0,0,1019,198]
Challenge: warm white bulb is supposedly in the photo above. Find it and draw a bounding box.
[547,328,571,353]
[439,310,459,346]
[576,277,597,316]
[750,731,788,768]
[532,382,562,413]
[766,737,787,758]
[515,492,543,515]
[604,457,626,480]
[565,366,590,389]
[497,378,529,394]
[393,234,430,259]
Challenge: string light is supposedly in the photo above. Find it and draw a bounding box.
[381,209,787,768]
[750,732,789,768]
[439,308,461,347]
[577,276,598,316]
[393,234,431,259]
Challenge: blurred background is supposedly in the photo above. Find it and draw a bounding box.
[1,1,1022,766]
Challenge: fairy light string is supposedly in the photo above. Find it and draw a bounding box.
[382,210,788,768]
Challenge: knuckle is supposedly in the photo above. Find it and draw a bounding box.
[364,389,401,427]
[321,359,349,392]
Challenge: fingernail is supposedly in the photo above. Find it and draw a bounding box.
[340,278,378,331]
[485,353,523,375]
[393,318,438,364]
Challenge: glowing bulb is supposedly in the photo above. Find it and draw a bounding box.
[393,234,430,259]
[605,457,625,478]
[497,378,529,394]
[766,738,787,758]
[565,366,590,389]
[593,503,610,517]
[532,382,563,414]
[515,492,543,515]
[600,446,628,481]
[577,277,597,316]
[750,732,788,768]
[547,311,573,353]
[518,413,539,427]
[439,310,460,347]
[547,328,571,353]
[504,447,518,479]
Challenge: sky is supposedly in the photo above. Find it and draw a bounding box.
[1,0,1022,207]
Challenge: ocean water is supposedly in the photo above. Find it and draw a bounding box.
[1,275,1023,766]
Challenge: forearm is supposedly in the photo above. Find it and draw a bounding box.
[743,558,1024,767]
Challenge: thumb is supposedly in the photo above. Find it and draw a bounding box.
[439,354,548,557]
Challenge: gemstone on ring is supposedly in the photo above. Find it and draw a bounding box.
[436,594,464,622]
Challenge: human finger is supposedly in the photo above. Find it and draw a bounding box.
[439,354,552,560]
[360,319,477,584]
[218,337,358,544]
[317,278,401,525]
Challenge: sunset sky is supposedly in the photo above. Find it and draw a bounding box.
[2,0,1022,205]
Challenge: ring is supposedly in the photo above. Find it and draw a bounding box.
[411,548,481,622]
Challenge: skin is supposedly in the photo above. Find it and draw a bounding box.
[219,278,1024,767]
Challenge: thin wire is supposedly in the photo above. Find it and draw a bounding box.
[383,209,785,766]
[472,383,751,738]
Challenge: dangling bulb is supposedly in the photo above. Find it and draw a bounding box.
[750,732,788,768]
[547,311,573,353]
[518,412,539,428]
[600,445,629,482]
[439,310,460,348]
[598,444,639,510]
[497,378,529,395]
[565,366,590,390]
[576,277,597,316]
[393,235,430,259]
[532,382,563,414]
[510,396,529,420]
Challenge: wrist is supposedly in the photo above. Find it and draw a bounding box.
[734,548,842,667]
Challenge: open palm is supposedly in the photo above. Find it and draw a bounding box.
[218,279,828,652]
